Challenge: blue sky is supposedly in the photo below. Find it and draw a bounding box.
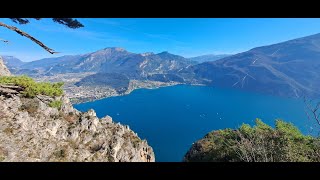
[1,18,320,62]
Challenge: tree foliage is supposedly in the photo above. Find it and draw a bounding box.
[9,18,83,29]
[0,75,64,98]
[185,118,320,162]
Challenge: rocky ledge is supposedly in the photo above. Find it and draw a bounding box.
[0,85,155,162]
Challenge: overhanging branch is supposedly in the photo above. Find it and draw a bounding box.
[0,21,58,54]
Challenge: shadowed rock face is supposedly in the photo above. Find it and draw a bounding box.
[0,86,155,162]
[0,56,11,76]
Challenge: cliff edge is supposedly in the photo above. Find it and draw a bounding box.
[0,60,155,162]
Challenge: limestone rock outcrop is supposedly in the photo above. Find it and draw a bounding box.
[0,86,155,162]
[0,56,11,76]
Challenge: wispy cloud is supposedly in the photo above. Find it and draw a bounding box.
[87,18,189,46]
[29,20,130,44]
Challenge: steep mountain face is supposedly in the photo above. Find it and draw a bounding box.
[188,33,320,98]
[141,51,195,75]
[189,54,231,63]
[2,56,25,69]
[0,85,155,162]
[0,56,11,76]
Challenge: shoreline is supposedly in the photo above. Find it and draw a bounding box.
[70,81,205,105]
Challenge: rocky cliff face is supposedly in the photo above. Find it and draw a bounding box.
[0,85,155,162]
[0,56,11,76]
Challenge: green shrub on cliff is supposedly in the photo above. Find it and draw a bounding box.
[0,75,64,98]
[48,100,63,110]
[185,118,320,162]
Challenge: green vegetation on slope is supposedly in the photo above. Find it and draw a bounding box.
[184,118,320,162]
[0,75,64,98]
[48,100,63,110]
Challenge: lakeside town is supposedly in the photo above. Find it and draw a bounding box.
[35,72,181,103]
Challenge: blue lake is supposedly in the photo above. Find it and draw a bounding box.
[74,85,312,162]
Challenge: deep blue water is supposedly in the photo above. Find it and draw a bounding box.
[74,85,312,162]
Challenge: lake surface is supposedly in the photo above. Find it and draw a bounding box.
[74,85,312,162]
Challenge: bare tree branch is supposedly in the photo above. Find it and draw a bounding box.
[0,21,58,54]
[304,97,320,127]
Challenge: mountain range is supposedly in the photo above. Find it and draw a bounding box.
[3,33,320,99]
[5,48,196,80]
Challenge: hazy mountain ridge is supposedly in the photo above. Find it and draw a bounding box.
[21,55,83,71]
[2,56,26,72]
[189,54,231,63]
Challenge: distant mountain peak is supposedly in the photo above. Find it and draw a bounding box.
[1,56,26,69]
[156,51,182,57]
[89,47,131,57]
[157,51,170,55]
[102,47,127,52]
[140,52,154,56]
